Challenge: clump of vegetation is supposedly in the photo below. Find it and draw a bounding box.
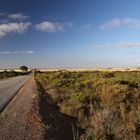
[20,65,28,72]
[0,69,30,80]
[35,71,140,140]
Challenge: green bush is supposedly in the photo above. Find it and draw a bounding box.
[35,71,140,140]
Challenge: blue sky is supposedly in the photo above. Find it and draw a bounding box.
[1,0,140,68]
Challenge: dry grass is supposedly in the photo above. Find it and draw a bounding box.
[35,71,140,140]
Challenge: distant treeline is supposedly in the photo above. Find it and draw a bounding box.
[0,70,30,79]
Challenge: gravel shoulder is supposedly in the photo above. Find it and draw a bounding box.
[0,77,45,140]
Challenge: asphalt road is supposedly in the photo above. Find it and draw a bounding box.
[0,75,30,112]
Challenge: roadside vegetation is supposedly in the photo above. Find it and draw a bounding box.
[0,66,30,80]
[35,71,140,140]
[20,65,28,72]
[0,70,30,80]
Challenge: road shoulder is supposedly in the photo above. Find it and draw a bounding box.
[0,77,45,140]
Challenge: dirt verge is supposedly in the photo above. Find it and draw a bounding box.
[0,78,45,140]
[37,81,78,140]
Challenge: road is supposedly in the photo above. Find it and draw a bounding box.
[0,75,30,112]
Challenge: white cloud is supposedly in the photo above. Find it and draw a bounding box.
[0,51,34,55]
[100,18,121,29]
[95,44,110,48]
[0,22,31,38]
[35,21,64,32]
[100,18,140,29]
[7,13,29,20]
[123,18,140,28]
[117,42,140,48]
[94,42,140,49]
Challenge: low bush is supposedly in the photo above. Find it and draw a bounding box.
[35,71,140,140]
[0,70,30,79]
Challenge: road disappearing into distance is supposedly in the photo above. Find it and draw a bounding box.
[0,75,30,112]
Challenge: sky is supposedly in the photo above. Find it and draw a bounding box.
[1,0,140,68]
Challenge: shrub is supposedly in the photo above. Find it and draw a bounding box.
[35,71,140,140]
